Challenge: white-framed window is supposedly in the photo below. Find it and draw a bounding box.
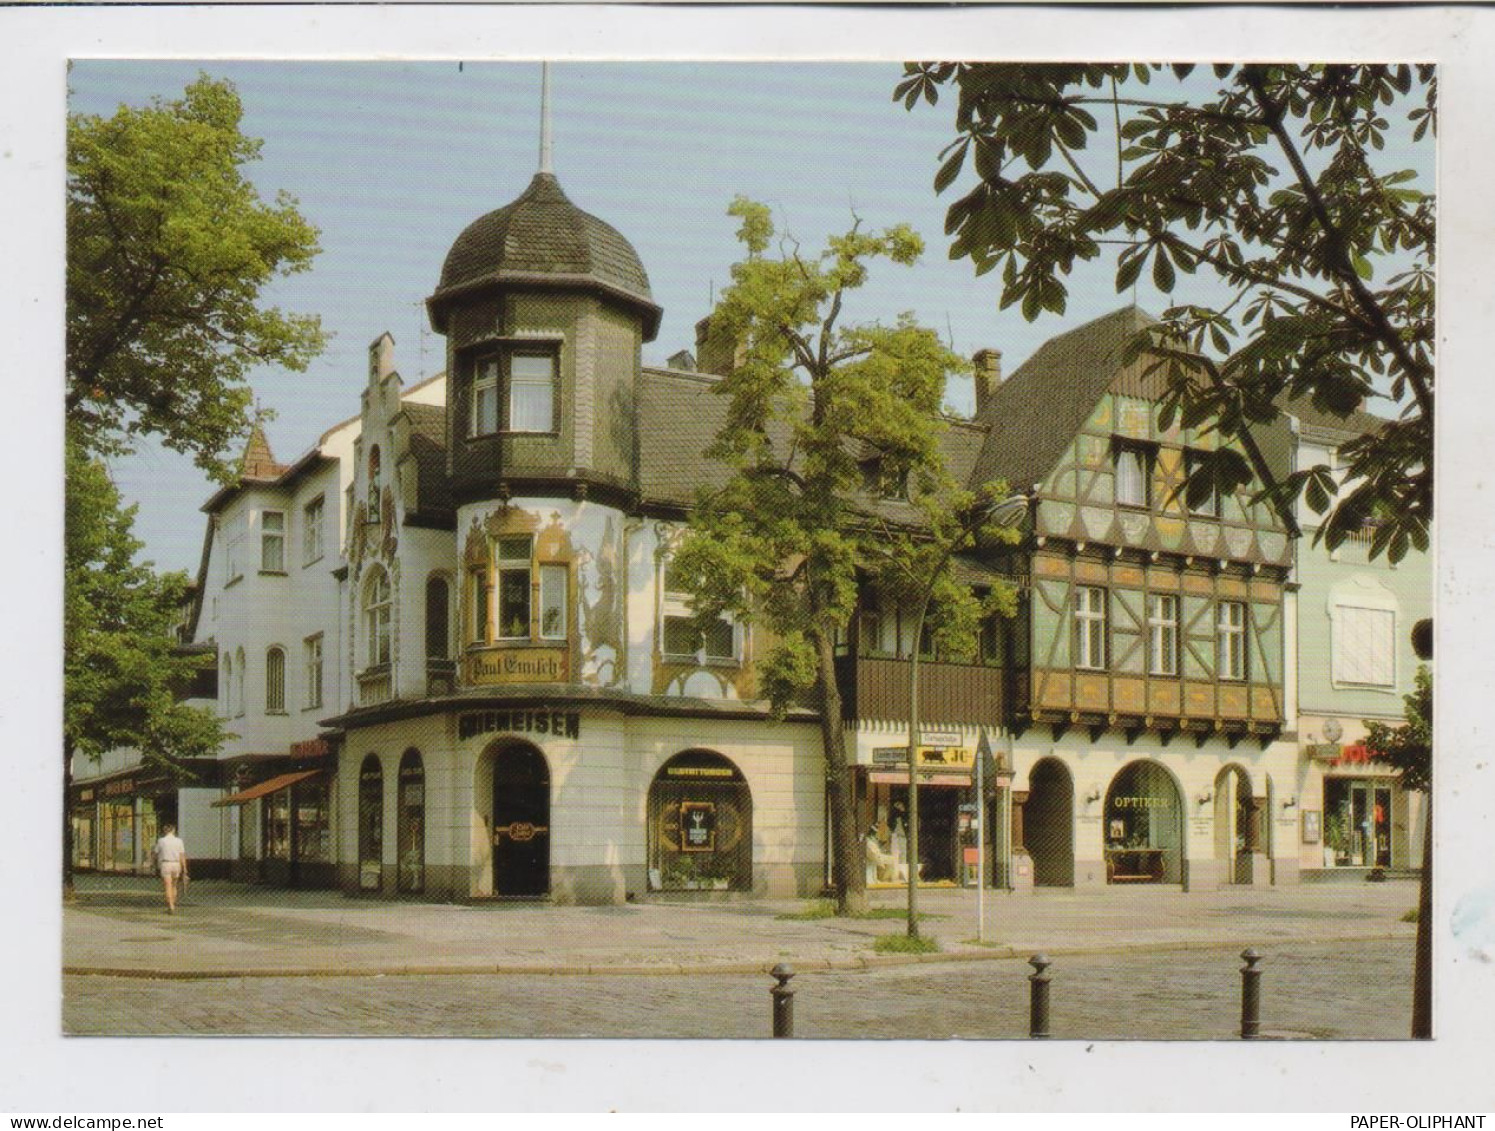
[265,646,286,713]
[1148,593,1179,676]
[471,357,500,437]
[304,634,324,710]
[365,569,392,667]
[1184,450,1222,518]
[1114,441,1152,508]
[303,495,325,566]
[539,563,568,640]
[470,350,558,436]
[495,536,533,639]
[508,352,557,433]
[261,510,285,572]
[1217,600,1248,681]
[1073,585,1108,671]
[661,559,737,663]
[1332,605,1396,687]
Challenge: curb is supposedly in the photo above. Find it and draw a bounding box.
[63,928,1413,981]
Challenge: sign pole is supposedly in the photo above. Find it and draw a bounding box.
[975,728,992,944]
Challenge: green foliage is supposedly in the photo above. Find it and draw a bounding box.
[67,74,325,481]
[65,437,226,771]
[1363,664,1432,792]
[899,63,1434,562]
[873,932,940,954]
[673,199,1022,911]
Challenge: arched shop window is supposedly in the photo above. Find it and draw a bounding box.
[1103,760,1185,884]
[647,750,752,892]
[397,749,425,894]
[358,755,384,891]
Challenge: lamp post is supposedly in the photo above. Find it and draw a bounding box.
[904,491,1028,940]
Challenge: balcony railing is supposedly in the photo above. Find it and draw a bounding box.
[834,654,1008,727]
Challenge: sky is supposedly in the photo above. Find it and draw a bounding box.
[67,59,1431,576]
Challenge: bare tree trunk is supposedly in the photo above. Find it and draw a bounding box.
[814,631,866,915]
[1413,793,1432,1038]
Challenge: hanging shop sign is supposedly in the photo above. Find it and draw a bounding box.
[458,709,581,742]
[291,738,331,759]
[465,646,569,686]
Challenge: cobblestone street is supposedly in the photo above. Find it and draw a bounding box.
[65,936,1413,1039]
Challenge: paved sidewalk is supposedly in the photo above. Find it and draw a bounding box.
[63,874,1420,978]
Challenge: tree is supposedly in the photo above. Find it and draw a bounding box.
[1364,665,1432,1037]
[896,63,1433,561]
[670,197,1016,914]
[64,438,227,892]
[67,73,325,481]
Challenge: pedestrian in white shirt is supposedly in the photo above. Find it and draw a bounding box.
[151,825,189,914]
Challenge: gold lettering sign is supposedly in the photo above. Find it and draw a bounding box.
[465,646,569,686]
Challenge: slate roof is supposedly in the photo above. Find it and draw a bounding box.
[399,401,456,523]
[967,305,1158,493]
[428,172,661,340]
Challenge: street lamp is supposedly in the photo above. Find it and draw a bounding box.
[905,491,1028,940]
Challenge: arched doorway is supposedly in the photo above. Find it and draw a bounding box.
[491,743,550,896]
[1213,764,1257,884]
[397,749,425,894]
[358,754,384,892]
[647,750,753,892]
[1024,757,1074,887]
[1103,760,1185,884]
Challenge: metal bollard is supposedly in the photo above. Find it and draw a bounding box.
[770,963,795,1038]
[1240,948,1262,1039]
[1028,954,1052,1039]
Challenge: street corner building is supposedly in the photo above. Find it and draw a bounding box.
[69,131,1430,906]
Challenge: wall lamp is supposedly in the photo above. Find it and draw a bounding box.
[1196,789,1214,806]
[1084,787,1101,804]
[1283,796,1298,810]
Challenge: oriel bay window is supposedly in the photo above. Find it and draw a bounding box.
[1073,585,1108,671]
[469,348,559,437]
[466,535,571,646]
[365,569,392,667]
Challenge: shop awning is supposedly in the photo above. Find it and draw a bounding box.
[212,769,321,807]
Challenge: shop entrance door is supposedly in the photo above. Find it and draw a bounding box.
[492,744,550,896]
[1350,782,1392,868]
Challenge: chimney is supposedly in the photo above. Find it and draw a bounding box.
[695,314,743,378]
[973,348,1003,416]
[369,332,396,383]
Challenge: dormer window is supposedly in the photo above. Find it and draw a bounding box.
[469,348,559,437]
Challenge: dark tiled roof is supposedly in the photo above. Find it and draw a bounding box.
[239,423,287,481]
[967,305,1157,492]
[1282,394,1389,439]
[637,367,1001,522]
[400,401,455,522]
[430,173,660,339]
[637,367,735,506]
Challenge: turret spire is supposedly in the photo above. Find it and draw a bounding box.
[539,61,553,175]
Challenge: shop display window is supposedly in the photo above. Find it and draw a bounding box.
[647,750,752,891]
